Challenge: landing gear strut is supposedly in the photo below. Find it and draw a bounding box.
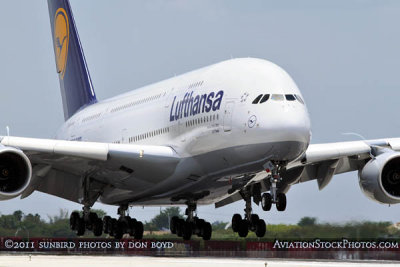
[232,189,266,238]
[170,201,212,240]
[261,163,287,212]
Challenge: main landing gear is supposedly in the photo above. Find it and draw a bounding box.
[231,192,266,238]
[231,162,287,238]
[69,207,103,237]
[69,205,144,239]
[170,202,212,241]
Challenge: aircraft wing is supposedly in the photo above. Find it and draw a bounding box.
[292,138,400,188]
[215,138,400,208]
[0,136,180,204]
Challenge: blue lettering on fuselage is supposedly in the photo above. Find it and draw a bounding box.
[170,90,224,122]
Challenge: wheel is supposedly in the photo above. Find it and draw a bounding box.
[109,218,117,236]
[103,216,111,234]
[250,214,259,231]
[134,221,144,239]
[88,212,98,221]
[128,218,137,236]
[93,218,103,236]
[195,218,205,236]
[176,219,184,237]
[238,219,249,238]
[87,212,98,230]
[76,217,85,236]
[255,219,266,238]
[232,214,242,232]
[276,193,287,211]
[182,221,192,240]
[114,221,124,239]
[170,216,179,234]
[202,222,212,241]
[261,193,272,211]
[70,211,80,230]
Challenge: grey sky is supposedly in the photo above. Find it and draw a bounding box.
[1,0,400,224]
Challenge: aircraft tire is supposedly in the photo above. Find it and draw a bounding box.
[103,216,112,234]
[255,219,266,238]
[134,221,144,239]
[76,217,85,236]
[250,214,259,231]
[93,218,103,236]
[114,221,124,239]
[261,193,272,211]
[109,218,118,237]
[232,214,242,232]
[86,212,98,230]
[238,219,249,238]
[182,221,192,240]
[202,222,212,241]
[176,219,184,237]
[128,217,137,236]
[170,216,179,234]
[276,193,287,211]
[70,211,80,230]
[195,218,205,236]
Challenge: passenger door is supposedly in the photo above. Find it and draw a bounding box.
[223,101,235,132]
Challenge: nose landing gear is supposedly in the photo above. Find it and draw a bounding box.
[261,163,287,212]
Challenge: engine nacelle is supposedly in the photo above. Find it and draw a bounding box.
[0,145,32,200]
[359,151,400,204]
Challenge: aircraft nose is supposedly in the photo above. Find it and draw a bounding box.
[255,103,311,160]
[282,105,311,144]
[279,108,310,160]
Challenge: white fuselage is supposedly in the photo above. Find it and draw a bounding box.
[56,58,312,205]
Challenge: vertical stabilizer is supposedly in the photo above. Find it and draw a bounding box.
[47,0,97,120]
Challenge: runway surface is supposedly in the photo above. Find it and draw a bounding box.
[0,256,398,267]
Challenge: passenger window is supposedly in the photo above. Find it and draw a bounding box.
[252,94,263,104]
[285,94,296,101]
[260,94,270,103]
[271,94,284,101]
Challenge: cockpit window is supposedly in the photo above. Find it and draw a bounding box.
[295,94,305,104]
[285,94,296,101]
[271,94,284,101]
[252,94,263,104]
[259,94,270,103]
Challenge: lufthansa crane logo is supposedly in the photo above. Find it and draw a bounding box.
[54,8,69,79]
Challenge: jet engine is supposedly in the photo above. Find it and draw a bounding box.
[359,150,400,204]
[0,145,32,200]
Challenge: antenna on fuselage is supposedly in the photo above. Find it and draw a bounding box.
[6,126,9,137]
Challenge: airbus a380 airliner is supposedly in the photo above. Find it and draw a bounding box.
[1,0,400,240]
